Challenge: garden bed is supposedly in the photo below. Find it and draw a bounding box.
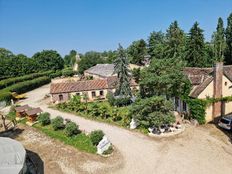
[33,123,97,153]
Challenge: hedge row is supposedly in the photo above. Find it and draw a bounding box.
[0,76,51,103]
[0,71,53,89]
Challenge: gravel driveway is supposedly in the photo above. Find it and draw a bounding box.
[16,84,232,174]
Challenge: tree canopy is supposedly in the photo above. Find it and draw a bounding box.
[113,44,132,97]
[185,22,206,67]
[225,13,232,64]
[140,58,191,98]
[32,50,64,71]
[130,96,175,128]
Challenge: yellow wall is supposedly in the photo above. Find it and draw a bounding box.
[197,75,232,122]
[205,104,213,123]
[70,89,108,102]
[198,81,214,99]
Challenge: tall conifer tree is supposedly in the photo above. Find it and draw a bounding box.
[165,21,185,59]
[225,13,232,64]
[114,44,132,96]
[185,22,206,67]
[213,17,226,61]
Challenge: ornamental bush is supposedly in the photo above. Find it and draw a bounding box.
[89,130,104,146]
[51,116,65,130]
[38,112,51,126]
[64,121,79,137]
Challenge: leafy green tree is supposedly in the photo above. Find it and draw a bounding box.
[185,22,206,67]
[148,31,165,59]
[114,44,132,96]
[212,17,226,61]
[101,50,118,63]
[64,50,77,67]
[165,21,185,59]
[78,51,105,74]
[32,50,64,71]
[130,96,175,128]
[225,13,232,64]
[127,39,147,65]
[140,58,191,98]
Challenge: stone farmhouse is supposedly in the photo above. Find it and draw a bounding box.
[175,62,232,122]
[50,76,138,103]
[84,63,141,79]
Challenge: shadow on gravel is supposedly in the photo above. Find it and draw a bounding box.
[26,150,44,174]
[209,119,232,144]
[0,127,24,138]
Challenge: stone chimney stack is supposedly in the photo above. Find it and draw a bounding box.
[213,62,223,118]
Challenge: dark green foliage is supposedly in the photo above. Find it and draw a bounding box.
[165,21,185,59]
[0,71,53,89]
[89,130,104,146]
[127,39,147,65]
[32,50,64,71]
[212,17,226,61]
[185,22,206,67]
[114,44,132,97]
[64,50,77,67]
[64,121,79,137]
[106,92,131,107]
[0,92,12,105]
[113,96,132,107]
[51,116,65,131]
[78,51,105,74]
[102,145,113,155]
[183,98,207,124]
[130,96,175,128]
[4,76,51,94]
[38,112,51,126]
[0,48,64,78]
[140,58,191,98]
[225,13,232,64]
[131,68,141,83]
[61,68,75,77]
[148,31,165,59]
[106,92,115,106]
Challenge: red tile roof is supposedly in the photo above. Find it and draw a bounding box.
[184,65,232,98]
[50,77,138,94]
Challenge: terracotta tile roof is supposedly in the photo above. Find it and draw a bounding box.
[184,65,232,98]
[224,65,232,82]
[50,77,138,94]
[106,76,138,89]
[189,77,213,98]
[26,107,43,116]
[15,105,30,112]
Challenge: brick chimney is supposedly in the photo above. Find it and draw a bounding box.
[213,62,223,118]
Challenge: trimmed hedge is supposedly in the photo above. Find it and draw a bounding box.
[4,76,51,94]
[0,92,12,105]
[0,71,53,89]
[0,76,51,103]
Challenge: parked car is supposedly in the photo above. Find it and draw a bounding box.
[218,115,232,131]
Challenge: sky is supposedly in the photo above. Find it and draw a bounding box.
[0,0,232,57]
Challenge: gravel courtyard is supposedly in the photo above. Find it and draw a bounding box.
[6,84,232,174]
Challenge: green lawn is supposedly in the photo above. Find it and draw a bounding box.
[33,123,97,154]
